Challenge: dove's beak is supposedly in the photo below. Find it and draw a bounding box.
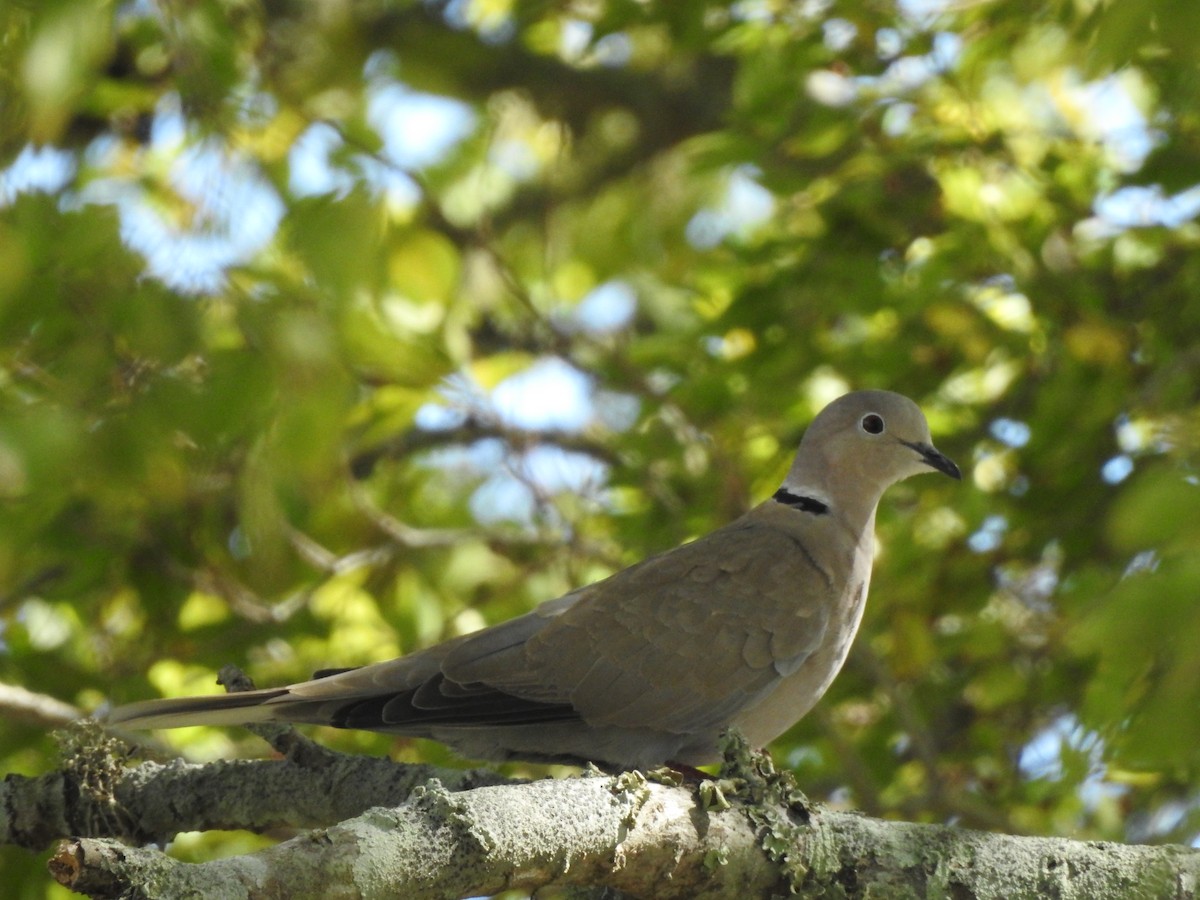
[904,441,962,480]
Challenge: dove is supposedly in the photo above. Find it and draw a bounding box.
[105,390,960,770]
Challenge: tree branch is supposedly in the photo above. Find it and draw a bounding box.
[8,726,1197,898]
[0,682,80,729]
[51,775,786,899]
[1,720,510,852]
[44,770,1200,900]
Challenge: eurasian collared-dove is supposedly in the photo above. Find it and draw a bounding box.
[106,390,960,770]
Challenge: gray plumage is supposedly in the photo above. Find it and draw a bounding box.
[105,390,960,769]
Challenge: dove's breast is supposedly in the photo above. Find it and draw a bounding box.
[732,574,870,748]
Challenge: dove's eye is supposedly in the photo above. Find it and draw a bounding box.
[860,413,885,435]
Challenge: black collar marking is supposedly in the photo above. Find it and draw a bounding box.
[772,488,829,514]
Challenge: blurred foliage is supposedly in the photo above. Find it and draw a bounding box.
[3,0,1200,893]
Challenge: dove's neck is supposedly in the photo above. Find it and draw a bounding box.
[783,456,887,538]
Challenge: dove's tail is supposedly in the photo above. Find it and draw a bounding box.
[104,688,292,730]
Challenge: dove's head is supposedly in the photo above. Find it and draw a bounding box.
[785,390,960,515]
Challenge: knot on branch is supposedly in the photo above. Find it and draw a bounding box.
[410,778,497,854]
